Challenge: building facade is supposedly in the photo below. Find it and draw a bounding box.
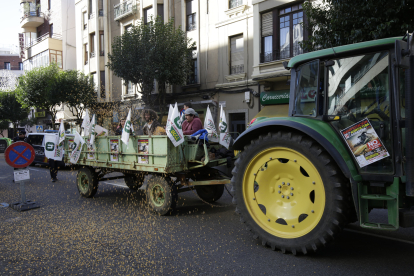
[20,0,77,132]
[73,0,305,136]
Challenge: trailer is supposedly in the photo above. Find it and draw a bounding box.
[64,135,233,215]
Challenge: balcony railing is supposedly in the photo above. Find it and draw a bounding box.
[260,44,303,63]
[100,51,105,56]
[99,9,104,16]
[25,32,63,49]
[89,13,95,19]
[90,51,95,58]
[114,0,136,21]
[231,64,244,75]
[21,10,43,22]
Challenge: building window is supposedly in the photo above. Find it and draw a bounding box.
[157,4,164,23]
[50,50,63,69]
[229,0,243,9]
[100,71,105,98]
[91,72,97,93]
[4,62,10,70]
[229,112,246,140]
[19,62,23,70]
[49,24,53,38]
[99,0,104,16]
[127,81,133,94]
[99,31,104,56]
[83,12,88,30]
[48,0,51,10]
[188,50,198,85]
[84,43,88,65]
[260,3,304,63]
[144,7,153,25]
[89,0,93,16]
[230,35,244,75]
[90,33,95,58]
[186,0,196,32]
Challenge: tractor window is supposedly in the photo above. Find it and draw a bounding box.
[327,51,393,174]
[293,60,319,116]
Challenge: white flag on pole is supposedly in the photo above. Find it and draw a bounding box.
[165,104,173,130]
[70,131,86,164]
[166,103,185,147]
[89,114,96,147]
[44,134,61,160]
[81,110,91,136]
[204,105,219,142]
[58,121,65,146]
[219,105,231,149]
[121,109,134,147]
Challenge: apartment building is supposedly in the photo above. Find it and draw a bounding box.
[20,0,77,132]
[74,0,305,136]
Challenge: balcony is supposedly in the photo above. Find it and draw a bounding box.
[21,11,44,28]
[260,45,303,63]
[114,0,137,21]
[25,32,62,49]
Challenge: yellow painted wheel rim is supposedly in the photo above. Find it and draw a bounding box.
[243,147,325,239]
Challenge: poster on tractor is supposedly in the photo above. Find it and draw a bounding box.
[110,139,119,162]
[137,139,149,164]
[340,118,389,168]
[86,139,95,160]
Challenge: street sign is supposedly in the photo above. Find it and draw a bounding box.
[36,125,43,133]
[5,142,35,168]
[14,169,30,182]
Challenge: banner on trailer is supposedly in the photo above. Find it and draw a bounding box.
[219,105,230,149]
[166,103,184,147]
[70,132,86,164]
[204,105,219,142]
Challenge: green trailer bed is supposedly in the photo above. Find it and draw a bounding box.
[64,135,233,215]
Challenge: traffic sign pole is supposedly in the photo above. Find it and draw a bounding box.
[4,142,40,211]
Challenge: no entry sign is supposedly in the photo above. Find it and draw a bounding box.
[5,142,35,168]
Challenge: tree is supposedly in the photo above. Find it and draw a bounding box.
[107,17,195,118]
[15,63,63,129]
[59,70,97,125]
[0,92,30,136]
[301,0,414,52]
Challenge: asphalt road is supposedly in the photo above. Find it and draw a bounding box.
[1,157,414,275]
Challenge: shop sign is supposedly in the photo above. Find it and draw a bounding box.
[35,111,45,118]
[260,90,290,105]
[18,33,25,59]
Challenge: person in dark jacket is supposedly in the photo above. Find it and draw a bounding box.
[115,118,126,135]
[13,130,27,142]
[143,109,166,135]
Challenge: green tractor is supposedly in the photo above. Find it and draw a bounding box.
[231,34,414,254]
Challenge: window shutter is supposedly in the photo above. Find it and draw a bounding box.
[231,35,244,67]
[262,12,273,37]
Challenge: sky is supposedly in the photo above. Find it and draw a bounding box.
[0,0,23,47]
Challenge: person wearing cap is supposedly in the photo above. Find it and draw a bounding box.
[180,102,199,123]
[13,130,28,143]
[182,108,203,135]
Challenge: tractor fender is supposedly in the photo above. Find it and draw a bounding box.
[233,117,361,182]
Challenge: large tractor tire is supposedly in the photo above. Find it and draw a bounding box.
[231,131,351,254]
[124,173,145,191]
[146,175,178,216]
[77,167,99,198]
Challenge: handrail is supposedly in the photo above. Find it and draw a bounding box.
[25,32,62,49]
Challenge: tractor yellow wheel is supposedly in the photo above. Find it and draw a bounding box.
[243,147,325,239]
[231,131,351,254]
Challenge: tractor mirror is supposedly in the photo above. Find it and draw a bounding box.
[395,39,410,68]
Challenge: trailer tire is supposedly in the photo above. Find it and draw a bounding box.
[195,185,225,203]
[124,173,145,191]
[231,131,351,254]
[77,167,99,198]
[146,175,177,216]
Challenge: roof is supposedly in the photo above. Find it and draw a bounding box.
[287,37,403,68]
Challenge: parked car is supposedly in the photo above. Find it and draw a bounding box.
[27,133,74,166]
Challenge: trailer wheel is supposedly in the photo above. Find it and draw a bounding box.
[231,131,351,254]
[195,185,225,203]
[77,167,99,198]
[124,173,145,191]
[146,175,177,215]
